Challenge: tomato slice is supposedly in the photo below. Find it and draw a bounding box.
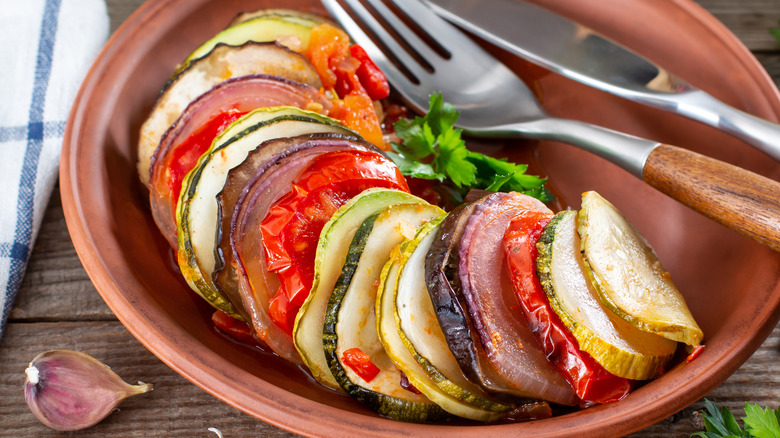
[164,109,247,215]
[341,347,381,383]
[503,214,632,404]
[267,178,403,333]
[211,309,257,345]
[261,150,408,272]
[261,150,409,334]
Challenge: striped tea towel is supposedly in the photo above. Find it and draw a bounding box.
[0,0,109,338]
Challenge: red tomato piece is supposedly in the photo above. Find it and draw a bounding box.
[211,309,257,345]
[503,214,632,404]
[349,45,390,101]
[165,109,246,214]
[266,178,403,334]
[261,150,409,334]
[280,178,401,304]
[304,24,389,148]
[341,347,381,383]
[686,344,706,363]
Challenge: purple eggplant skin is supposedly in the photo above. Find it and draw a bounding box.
[424,202,492,389]
[424,196,551,403]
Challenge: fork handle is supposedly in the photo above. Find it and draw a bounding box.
[643,144,780,252]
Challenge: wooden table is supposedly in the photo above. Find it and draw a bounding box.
[1,0,778,436]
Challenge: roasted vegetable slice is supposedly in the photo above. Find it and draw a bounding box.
[261,150,409,333]
[378,221,507,421]
[228,9,335,28]
[294,188,428,390]
[536,210,677,381]
[322,202,447,421]
[425,202,524,399]
[222,135,372,360]
[457,192,578,405]
[149,74,331,248]
[138,42,322,184]
[504,211,631,403]
[177,107,352,318]
[395,217,516,416]
[578,191,703,346]
[181,15,320,72]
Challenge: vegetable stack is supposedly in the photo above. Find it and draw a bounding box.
[137,7,703,424]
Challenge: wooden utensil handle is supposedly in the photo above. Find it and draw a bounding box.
[643,144,780,252]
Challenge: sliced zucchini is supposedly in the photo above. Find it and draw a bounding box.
[537,211,677,380]
[323,203,448,421]
[180,16,318,73]
[578,191,703,346]
[177,107,352,318]
[395,219,515,416]
[294,189,432,390]
[138,42,322,185]
[229,9,336,28]
[377,221,507,422]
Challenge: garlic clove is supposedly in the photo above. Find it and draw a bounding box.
[24,349,152,431]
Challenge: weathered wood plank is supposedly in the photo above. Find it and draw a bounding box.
[0,321,298,437]
[106,0,147,34]
[10,189,112,322]
[756,52,780,89]
[1,321,776,436]
[695,0,780,51]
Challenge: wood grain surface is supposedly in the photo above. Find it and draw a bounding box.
[1,0,778,437]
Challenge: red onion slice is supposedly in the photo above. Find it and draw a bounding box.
[458,192,578,405]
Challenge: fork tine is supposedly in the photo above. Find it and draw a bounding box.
[361,0,443,66]
[323,0,430,99]
[391,0,489,62]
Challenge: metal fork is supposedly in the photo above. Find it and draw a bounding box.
[323,0,780,252]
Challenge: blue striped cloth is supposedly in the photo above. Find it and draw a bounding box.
[0,0,108,338]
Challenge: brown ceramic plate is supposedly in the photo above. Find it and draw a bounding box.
[61,0,780,436]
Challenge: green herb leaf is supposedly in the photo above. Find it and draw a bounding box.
[771,23,780,45]
[743,403,780,438]
[385,151,444,181]
[692,399,780,438]
[390,92,552,202]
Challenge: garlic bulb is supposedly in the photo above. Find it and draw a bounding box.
[24,349,152,431]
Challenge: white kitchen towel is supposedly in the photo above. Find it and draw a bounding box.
[0,0,109,338]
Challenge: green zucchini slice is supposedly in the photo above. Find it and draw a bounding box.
[228,9,336,28]
[294,189,434,390]
[180,15,318,73]
[578,191,703,346]
[377,220,508,422]
[537,210,677,380]
[322,203,448,421]
[177,107,352,318]
[395,218,515,415]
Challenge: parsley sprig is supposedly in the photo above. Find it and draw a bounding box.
[387,93,552,203]
[691,399,780,438]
